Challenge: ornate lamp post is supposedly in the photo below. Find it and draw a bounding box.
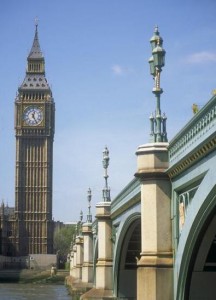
[86,188,92,223]
[148,26,167,143]
[78,210,83,236]
[102,146,111,202]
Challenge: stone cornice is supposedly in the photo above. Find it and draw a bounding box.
[95,214,111,220]
[167,135,216,179]
[138,251,173,268]
[136,142,169,155]
[135,169,170,181]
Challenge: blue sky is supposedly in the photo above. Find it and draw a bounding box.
[0,0,216,222]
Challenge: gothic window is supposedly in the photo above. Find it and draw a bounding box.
[7,230,12,237]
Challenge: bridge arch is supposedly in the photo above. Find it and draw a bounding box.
[176,170,216,299]
[113,212,141,299]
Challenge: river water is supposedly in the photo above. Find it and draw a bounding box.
[0,283,73,300]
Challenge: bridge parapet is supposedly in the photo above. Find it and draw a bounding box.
[111,178,140,219]
[168,95,216,177]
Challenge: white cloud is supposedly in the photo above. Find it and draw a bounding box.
[111,64,130,75]
[111,64,124,75]
[185,51,216,64]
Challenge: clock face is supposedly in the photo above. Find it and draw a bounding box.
[23,106,43,126]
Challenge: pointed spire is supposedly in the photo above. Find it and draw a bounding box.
[25,20,45,75]
[28,20,43,59]
[19,20,51,92]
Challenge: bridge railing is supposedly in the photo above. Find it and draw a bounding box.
[168,94,216,172]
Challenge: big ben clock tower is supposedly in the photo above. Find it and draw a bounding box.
[14,23,55,255]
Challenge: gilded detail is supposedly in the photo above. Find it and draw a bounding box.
[168,137,216,178]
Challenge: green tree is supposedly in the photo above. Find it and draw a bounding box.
[53,225,76,267]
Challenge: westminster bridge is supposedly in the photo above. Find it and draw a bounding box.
[68,26,216,300]
[68,93,216,300]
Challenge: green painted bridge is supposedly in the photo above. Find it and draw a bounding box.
[69,93,216,300]
[69,27,216,300]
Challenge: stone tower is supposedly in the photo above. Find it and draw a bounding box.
[14,23,55,256]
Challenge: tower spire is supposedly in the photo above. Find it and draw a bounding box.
[25,21,45,75]
[35,16,39,28]
[28,20,43,59]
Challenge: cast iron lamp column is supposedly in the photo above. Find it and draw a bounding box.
[79,210,83,235]
[102,146,111,202]
[82,188,94,284]
[86,188,93,223]
[149,26,167,143]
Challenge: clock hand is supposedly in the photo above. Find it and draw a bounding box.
[31,112,36,121]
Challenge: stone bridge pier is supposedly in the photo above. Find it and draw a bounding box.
[135,143,173,300]
[80,201,114,299]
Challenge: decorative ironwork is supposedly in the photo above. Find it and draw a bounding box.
[87,188,92,223]
[169,96,216,164]
[102,146,111,202]
[148,26,167,143]
[76,210,83,236]
[178,185,199,232]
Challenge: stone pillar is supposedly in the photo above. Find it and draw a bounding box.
[76,236,84,280]
[70,250,74,277]
[70,245,77,278]
[135,143,173,300]
[95,202,113,291]
[82,222,93,283]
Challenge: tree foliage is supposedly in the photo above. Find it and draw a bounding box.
[53,225,76,261]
